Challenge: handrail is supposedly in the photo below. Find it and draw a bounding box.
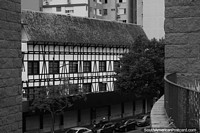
[164,73,200,93]
[164,73,200,131]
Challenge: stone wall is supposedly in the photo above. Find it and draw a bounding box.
[0,0,22,133]
[165,0,200,81]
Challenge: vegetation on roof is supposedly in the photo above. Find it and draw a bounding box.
[21,10,146,46]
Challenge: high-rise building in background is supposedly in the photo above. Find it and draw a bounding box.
[21,0,43,11]
[41,0,142,24]
[21,0,164,40]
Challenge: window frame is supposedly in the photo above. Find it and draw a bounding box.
[99,61,106,72]
[83,61,91,72]
[99,82,107,92]
[69,61,78,73]
[28,61,40,75]
[82,83,92,93]
[49,61,60,74]
[56,6,61,12]
[113,61,120,71]
[103,9,108,15]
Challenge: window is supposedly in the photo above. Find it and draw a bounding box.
[99,82,107,92]
[99,9,102,15]
[104,0,107,3]
[28,61,39,75]
[83,61,91,72]
[122,20,126,23]
[114,61,120,71]
[119,0,126,3]
[94,8,97,15]
[124,8,126,14]
[99,61,106,72]
[65,10,74,13]
[69,61,78,73]
[49,61,59,74]
[67,0,71,4]
[103,9,107,15]
[69,84,79,94]
[78,129,88,133]
[83,83,92,93]
[111,9,115,11]
[113,82,118,91]
[118,8,126,14]
[56,6,61,12]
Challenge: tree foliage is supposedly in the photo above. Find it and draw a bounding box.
[115,36,165,98]
[31,78,84,133]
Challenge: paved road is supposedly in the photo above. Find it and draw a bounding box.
[126,126,150,133]
[127,130,143,133]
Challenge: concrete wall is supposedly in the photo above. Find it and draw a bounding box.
[0,0,22,132]
[165,0,200,80]
[24,99,151,132]
[21,0,42,11]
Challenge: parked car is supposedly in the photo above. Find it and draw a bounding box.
[65,127,93,133]
[92,122,115,133]
[115,119,136,132]
[135,114,150,127]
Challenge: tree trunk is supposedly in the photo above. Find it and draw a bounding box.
[51,112,55,133]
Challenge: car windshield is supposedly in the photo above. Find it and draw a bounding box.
[66,129,77,133]
[136,115,145,119]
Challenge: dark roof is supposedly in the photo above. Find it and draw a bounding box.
[21,10,146,46]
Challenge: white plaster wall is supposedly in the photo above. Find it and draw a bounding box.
[44,0,67,5]
[137,0,143,26]
[71,0,88,4]
[73,6,88,17]
[22,43,127,93]
[43,6,88,17]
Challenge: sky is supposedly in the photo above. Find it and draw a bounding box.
[143,0,165,39]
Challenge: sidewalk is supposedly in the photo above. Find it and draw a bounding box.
[150,95,173,133]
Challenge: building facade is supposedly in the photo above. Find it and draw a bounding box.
[41,0,141,24]
[21,0,43,11]
[21,0,165,39]
[21,10,152,133]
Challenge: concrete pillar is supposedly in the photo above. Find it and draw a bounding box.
[0,0,22,132]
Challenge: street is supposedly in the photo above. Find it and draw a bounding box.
[123,126,149,133]
[127,126,144,133]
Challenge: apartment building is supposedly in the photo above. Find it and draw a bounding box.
[41,0,142,24]
[21,0,165,39]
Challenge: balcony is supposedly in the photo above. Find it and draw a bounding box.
[161,73,200,131]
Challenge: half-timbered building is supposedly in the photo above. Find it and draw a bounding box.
[21,10,152,133]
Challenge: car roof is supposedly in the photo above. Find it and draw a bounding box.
[70,127,89,130]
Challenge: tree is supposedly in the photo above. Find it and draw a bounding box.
[115,36,165,98]
[31,78,84,133]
